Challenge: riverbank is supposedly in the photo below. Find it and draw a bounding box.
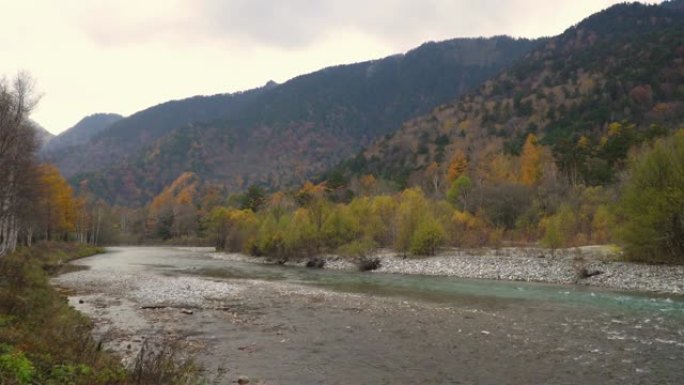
[211,246,684,295]
[0,243,201,385]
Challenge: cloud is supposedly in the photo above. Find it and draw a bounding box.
[2,0,663,133]
[73,0,645,50]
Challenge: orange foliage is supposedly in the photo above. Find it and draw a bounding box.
[37,164,77,237]
[300,181,327,196]
[447,150,468,183]
[520,134,542,186]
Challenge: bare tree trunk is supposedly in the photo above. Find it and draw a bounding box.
[26,225,33,247]
[93,208,102,246]
[0,73,39,257]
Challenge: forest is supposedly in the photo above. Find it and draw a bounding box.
[0,74,95,256]
[76,126,683,266]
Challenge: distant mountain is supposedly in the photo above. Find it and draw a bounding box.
[46,88,271,180]
[341,1,684,188]
[32,122,54,148]
[41,113,123,156]
[48,36,540,205]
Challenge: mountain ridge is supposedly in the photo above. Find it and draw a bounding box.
[342,0,684,189]
[53,36,540,205]
[41,113,123,156]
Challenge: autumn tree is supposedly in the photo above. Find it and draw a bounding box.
[540,204,578,248]
[520,134,542,186]
[394,188,429,253]
[410,217,445,256]
[147,172,200,239]
[369,195,398,246]
[35,164,76,241]
[447,150,468,183]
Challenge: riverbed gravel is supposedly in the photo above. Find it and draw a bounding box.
[211,246,684,295]
[55,271,244,308]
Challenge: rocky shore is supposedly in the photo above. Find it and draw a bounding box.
[211,246,684,295]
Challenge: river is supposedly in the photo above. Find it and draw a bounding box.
[53,247,684,385]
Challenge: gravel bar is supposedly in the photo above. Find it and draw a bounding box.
[211,246,684,295]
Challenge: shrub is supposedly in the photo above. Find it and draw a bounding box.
[541,204,578,248]
[410,219,445,256]
[0,345,35,385]
[337,239,377,260]
[617,130,684,262]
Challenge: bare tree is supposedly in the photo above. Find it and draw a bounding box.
[0,73,40,256]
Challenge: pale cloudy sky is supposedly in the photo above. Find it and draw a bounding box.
[0,0,661,134]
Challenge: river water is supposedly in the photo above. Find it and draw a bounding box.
[54,247,684,385]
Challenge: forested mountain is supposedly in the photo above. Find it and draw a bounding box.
[343,0,684,188]
[46,36,540,205]
[41,113,123,156]
[45,91,267,177]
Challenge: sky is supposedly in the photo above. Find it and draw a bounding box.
[0,0,662,134]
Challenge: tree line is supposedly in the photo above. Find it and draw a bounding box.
[127,127,683,264]
[0,74,101,257]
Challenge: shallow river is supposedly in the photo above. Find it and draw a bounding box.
[55,247,684,385]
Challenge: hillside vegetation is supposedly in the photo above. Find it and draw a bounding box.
[46,37,539,205]
[351,1,684,188]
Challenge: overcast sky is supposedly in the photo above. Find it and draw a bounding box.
[0,0,661,134]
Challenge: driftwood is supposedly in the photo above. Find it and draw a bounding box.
[140,305,232,313]
[577,267,604,280]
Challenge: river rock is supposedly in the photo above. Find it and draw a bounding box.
[237,375,250,384]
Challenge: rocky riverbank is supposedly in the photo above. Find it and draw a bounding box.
[211,246,684,295]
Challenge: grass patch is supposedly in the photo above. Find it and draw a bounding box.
[0,242,203,385]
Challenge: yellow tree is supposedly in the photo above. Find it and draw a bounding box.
[484,153,518,183]
[147,172,199,239]
[394,188,429,253]
[296,181,330,234]
[520,134,543,186]
[37,164,76,240]
[447,150,468,183]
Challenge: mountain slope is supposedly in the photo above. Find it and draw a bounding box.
[31,122,54,148]
[41,113,123,156]
[46,89,268,177]
[59,36,540,205]
[348,1,684,188]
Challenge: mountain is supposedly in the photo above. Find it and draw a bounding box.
[343,1,684,188]
[49,36,540,205]
[41,113,123,156]
[41,89,269,177]
[32,122,54,148]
